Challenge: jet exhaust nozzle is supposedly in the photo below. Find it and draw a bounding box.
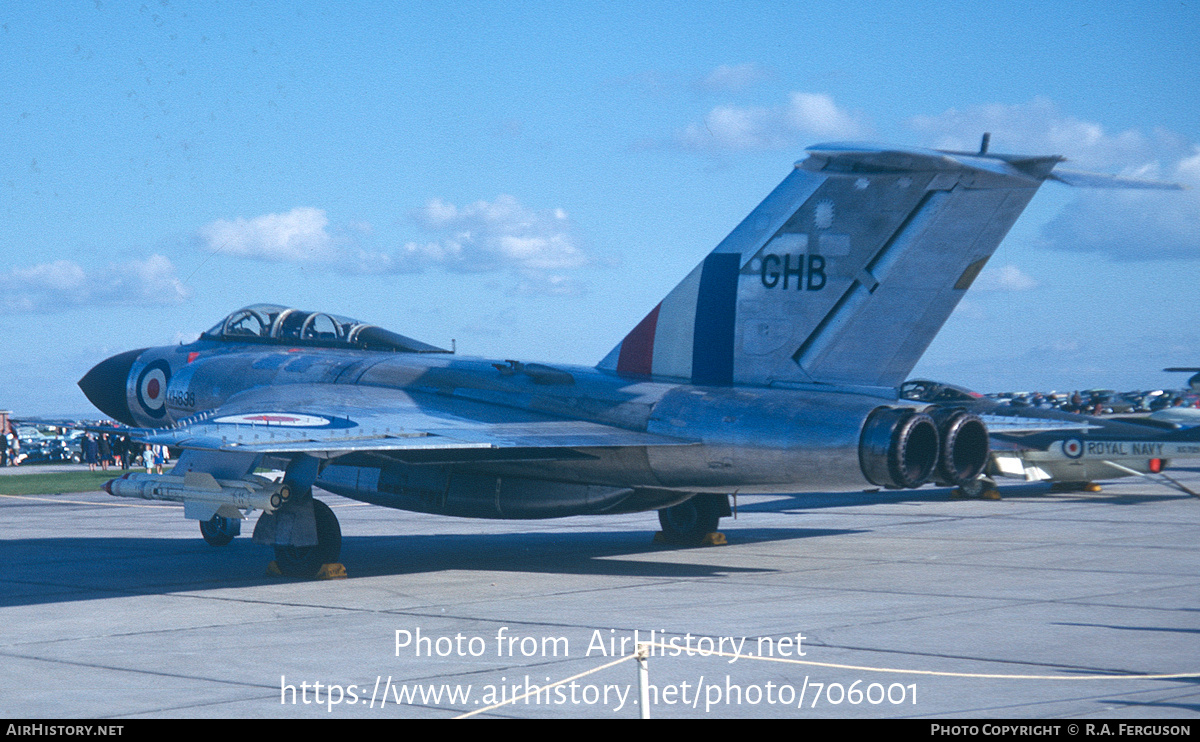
[930,409,990,487]
[859,407,940,489]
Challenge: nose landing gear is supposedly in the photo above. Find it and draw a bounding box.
[199,514,241,546]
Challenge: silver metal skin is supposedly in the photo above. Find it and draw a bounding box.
[121,347,938,495]
[77,141,1180,571]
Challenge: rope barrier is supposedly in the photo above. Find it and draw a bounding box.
[455,639,1200,717]
[629,641,1200,680]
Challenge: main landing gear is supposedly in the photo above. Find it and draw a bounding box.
[656,494,731,545]
[270,498,343,578]
[248,456,344,578]
[196,497,343,577]
[953,476,1001,500]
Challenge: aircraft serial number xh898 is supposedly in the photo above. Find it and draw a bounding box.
[78,140,1180,576]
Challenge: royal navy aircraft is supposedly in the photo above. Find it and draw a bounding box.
[78,140,1181,576]
[900,380,1200,495]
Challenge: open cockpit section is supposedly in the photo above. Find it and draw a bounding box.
[201,304,451,353]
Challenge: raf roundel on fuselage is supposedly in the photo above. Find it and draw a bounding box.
[201,304,450,354]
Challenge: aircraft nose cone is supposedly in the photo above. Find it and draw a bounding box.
[78,348,147,426]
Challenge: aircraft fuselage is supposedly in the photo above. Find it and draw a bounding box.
[82,335,957,519]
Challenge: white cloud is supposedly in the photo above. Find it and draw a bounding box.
[909,99,1200,262]
[679,92,870,151]
[784,93,867,139]
[1177,148,1200,181]
[1038,171,1200,261]
[195,197,591,291]
[971,264,1039,292]
[197,207,339,263]
[680,104,786,150]
[507,272,587,297]
[0,254,189,312]
[908,97,1192,170]
[700,63,768,92]
[401,194,588,273]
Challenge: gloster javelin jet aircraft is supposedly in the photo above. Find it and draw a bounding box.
[78,140,1179,576]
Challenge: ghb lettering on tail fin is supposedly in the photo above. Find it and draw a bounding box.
[599,139,1182,389]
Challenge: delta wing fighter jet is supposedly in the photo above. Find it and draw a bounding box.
[78,140,1181,576]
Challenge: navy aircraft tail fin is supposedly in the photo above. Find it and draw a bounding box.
[599,142,1178,389]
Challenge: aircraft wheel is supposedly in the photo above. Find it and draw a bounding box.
[273,499,341,577]
[955,476,996,498]
[658,495,722,545]
[199,514,240,546]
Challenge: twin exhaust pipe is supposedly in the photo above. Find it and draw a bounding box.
[859,406,989,489]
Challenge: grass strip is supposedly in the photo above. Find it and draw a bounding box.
[0,470,122,496]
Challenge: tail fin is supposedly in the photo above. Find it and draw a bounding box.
[599,142,1177,389]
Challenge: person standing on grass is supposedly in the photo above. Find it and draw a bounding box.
[97,433,111,472]
[84,434,99,471]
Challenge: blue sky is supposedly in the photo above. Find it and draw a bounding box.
[3,1,1199,414]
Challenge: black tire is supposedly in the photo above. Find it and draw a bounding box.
[273,499,342,577]
[957,477,985,498]
[658,495,722,545]
[199,514,239,546]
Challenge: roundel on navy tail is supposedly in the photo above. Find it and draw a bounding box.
[136,360,171,419]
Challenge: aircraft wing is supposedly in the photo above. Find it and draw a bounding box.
[134,383,692,461]
[976,413,1100,435]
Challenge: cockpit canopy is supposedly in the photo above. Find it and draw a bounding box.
[201,304,450,353]
[899,379,984,404]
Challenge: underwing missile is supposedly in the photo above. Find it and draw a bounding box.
[104,471,289,516]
